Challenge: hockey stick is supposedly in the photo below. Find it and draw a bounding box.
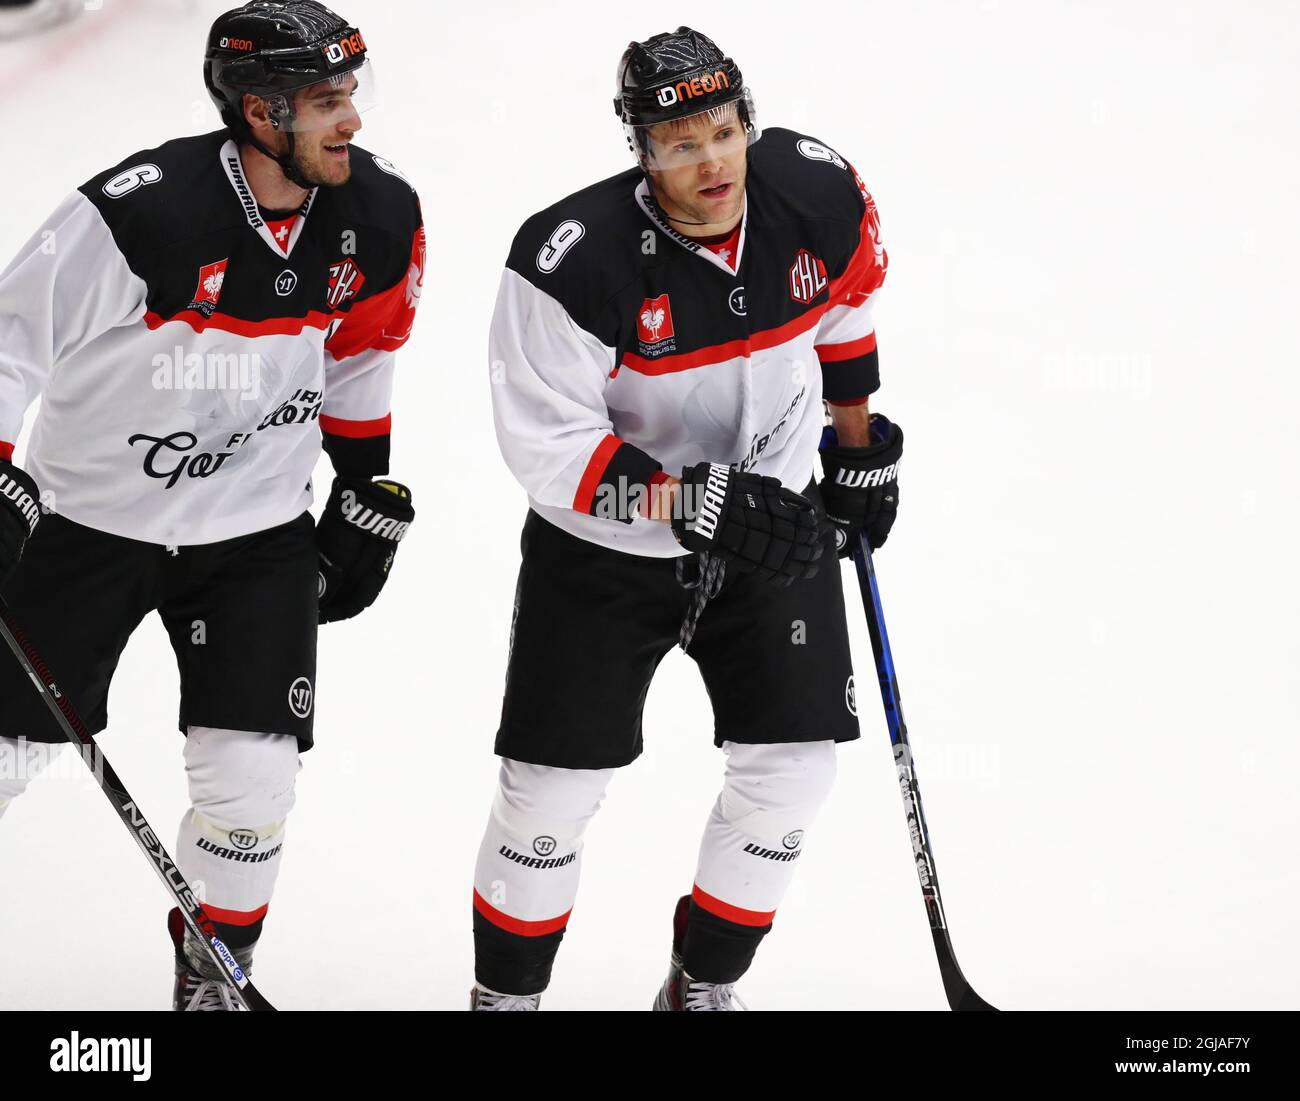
[850,535,996,1011]
[0,599,275,1011]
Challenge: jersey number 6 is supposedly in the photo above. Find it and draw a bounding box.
[102,163,163,199]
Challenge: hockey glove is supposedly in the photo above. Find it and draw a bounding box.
[819,413,903,555]
[671,462,825,584]
[316,477,414,625]
[0,460,41,587]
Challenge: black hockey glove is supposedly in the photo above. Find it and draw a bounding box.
[316,477,414,625]
[819,413,903,555]
[0,460,41,587]
[671,462,825,584]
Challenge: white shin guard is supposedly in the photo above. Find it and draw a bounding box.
[175,726,300,953]
[473,758,615,932]
[692,740,838,923]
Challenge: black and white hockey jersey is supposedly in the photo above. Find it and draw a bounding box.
[0,130,424,546]
[489,127,887,557]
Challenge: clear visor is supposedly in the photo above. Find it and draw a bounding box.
[627,94,759,171]
[264,58,377,133]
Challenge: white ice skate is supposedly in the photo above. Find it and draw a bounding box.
[652,895,748,1011]
[470,983,541,1011]
[168,908,249,1012]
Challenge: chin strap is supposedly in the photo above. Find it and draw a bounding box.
[646,174,747,230]
[243,127,314,190]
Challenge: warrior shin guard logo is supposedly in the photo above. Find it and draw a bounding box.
[743,842,802,863]
[498,844,576,871]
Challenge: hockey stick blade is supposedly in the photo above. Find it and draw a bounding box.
[0,599,275,1011]
[850,535,997,1012]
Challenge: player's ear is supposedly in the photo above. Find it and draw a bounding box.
[243,93,271,134]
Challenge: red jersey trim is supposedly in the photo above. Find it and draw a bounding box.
[816,330,877,363]
[145,308,334,338]
[618,203,883,378]
[826,395,870,408]
[326,223,425,361]
[571,433,623,513]
[691,885,776,927]
[620,303,827,377]
[200,901,269,927]
[320,413,392,439]
[0,441,13,462]
[473,889,571,937]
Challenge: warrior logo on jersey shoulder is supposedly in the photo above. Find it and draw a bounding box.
[189,259,229,317]
[788,249,828,305]
[636,294,676,356]
[326,258,366,308]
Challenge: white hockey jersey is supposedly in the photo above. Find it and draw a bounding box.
[0,131,424,546]
[489,128,887,557]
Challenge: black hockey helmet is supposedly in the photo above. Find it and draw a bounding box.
[205,2,374,183]
[613,27,759,170]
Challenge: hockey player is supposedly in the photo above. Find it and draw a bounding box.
[473,27,901,1010]
[0,0,422,1009]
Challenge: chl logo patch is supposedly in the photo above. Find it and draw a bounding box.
[326,258,366,308]
[789,249,828,305]
[288,676,313,719]
[636,293,675,351]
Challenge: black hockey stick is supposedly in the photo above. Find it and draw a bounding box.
[850,535,996,1011]
[0,599,275,1011]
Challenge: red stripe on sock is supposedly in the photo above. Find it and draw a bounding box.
[201,902,269,927]
[473,889,571,937]
[691,885,775,927]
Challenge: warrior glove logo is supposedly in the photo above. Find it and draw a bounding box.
[0,471,40,536]
[834,462,899,488]
[692,463,730,542]
[339,489,411,542]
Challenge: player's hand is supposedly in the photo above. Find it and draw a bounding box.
[316,476,414,625]
[819,413,902,555]
[0,459,41,588]
[670,462,824,585]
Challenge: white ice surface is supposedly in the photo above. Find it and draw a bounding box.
[0,0,1296,1010]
